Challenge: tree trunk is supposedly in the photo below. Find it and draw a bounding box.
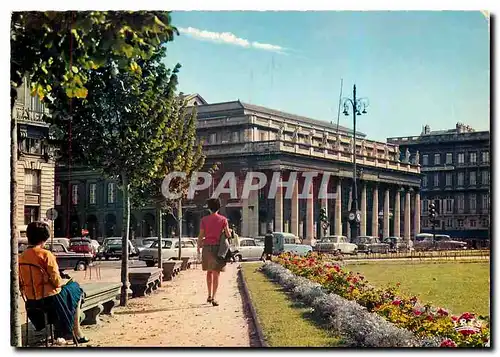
[10,102,21,347]
[157,207,162,270]
[120,173,130,306]
[178,198,182,260]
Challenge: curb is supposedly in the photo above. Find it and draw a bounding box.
[238,267,269,348]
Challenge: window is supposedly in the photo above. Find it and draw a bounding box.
[433,173,439,187]
[107,183,116,203]
[482,170,489,185]
[232,131,239,143]
[422,155,429,166]
[445,173,452,186]
[260,131,266,141]
[458,219,464,228]
[422,199,428,213]
[482,151,489,164]
[446,198,453,213]
[457,194,465,211]
[470,171,476,186]
[71,184,79,205]
[55,185,61,206]
[150,240,172,249]
[182,241,196,248]
[469,152,477,164]
[457,172,464,186]
[458,153,465,164]
[30,93,45,113]
[24,206,39,225]
[469,194,476,212]
[25,169,41,194]
[482,194,490,210]
[19,138,44,155]
[470,220,477,228]
[446,153,453,164]
[89,183,97,205]
[434,154,440,165]
[422,175,428,188]
[209,133,217,144]
[481,219,489,228]
[446,218,453,228]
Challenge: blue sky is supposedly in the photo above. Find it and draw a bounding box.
[162,11,490,141]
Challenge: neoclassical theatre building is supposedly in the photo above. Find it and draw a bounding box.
[183,95,422,245]
[54,94,422,244]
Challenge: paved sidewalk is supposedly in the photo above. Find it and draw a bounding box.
[81,263,258,347]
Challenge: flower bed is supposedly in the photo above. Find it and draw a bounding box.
[273,253,490,348]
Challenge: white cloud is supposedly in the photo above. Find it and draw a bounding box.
[178,26,286,54]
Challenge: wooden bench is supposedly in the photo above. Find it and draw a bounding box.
[128,267,163,298]
[79,282,121,325]
[161,260,183,281]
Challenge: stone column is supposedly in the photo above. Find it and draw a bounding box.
[306,183,314,244]
[394,188,401,237]
[335,179,342,235]
[404,188,411,243]
[372,184,379,237]
[414,190,421,235]
[383,187,390,238]
[250,187,259,237]
[360,182,367,236]
[347,186,353,240]
[274,184,283,233]
[291,182,299,236]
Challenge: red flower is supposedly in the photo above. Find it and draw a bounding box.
[333,265,341,272]
[459,312,475,321]
[440,339,457,348]
[426,315,434,321]
[392,300,401,306]
[413,309,423,316]
[437,308,449,316]
[458,327,478,336]
[451,315,459,321]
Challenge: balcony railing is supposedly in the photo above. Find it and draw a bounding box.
[25,184,41,194]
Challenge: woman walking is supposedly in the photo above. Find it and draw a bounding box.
[197,198,231,306]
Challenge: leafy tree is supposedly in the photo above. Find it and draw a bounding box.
[10,11,177,346]
[47,49,182,306]
[131,97,205,265]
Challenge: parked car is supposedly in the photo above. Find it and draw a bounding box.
[69,237,96,257]
[353,236,390,254]
[272,232,302,255]
[414,233,467,251]
[232,238,264,261]
[139,238,197,267]
[99,237,138,260]
[314,235,358,255]
[383,236,409,252]
[283,243,313,256]
[44,242,94,271]
[134,237,159,253]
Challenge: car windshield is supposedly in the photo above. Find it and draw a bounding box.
[150,240,173,249]
[107,239,122,245]
[142,239,157,246]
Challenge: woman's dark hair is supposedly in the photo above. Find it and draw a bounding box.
[26,221,51,246]
[206,198,221,213]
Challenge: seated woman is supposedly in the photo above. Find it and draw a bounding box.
[19,221,89,344]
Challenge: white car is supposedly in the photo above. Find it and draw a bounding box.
[283,243,313,256]
[314,235,358,255]
[139,238,197,266]
[232,238,264,261]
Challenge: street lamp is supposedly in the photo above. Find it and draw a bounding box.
[342,84,369,242]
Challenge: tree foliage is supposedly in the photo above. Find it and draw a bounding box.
[11,11,178,102]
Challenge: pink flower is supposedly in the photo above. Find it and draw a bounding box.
[413,309,423,316]
[392,299,401,306]
[459,312,475,321]
[440,339,457,347]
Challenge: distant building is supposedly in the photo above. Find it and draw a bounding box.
[56,94,422,245]
[13,79,55,237]
[387,123,490,247]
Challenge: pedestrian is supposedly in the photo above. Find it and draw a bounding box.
[19,221,89,344]
[197,198,231,306]
[261,229,274,261]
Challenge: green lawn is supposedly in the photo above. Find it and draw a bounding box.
[242,263,342,347]
[348,261,490,316]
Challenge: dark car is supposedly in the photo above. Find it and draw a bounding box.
[383,236,409,253]
[353,236,390,254]
[44,242,94,271]
[100,238,138,260]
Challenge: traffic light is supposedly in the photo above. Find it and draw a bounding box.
[428,202,437,223]
[319,208,327,222]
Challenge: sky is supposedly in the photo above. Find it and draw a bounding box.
[162,11,490,142]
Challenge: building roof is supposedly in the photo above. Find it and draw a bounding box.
[193,100,366,137]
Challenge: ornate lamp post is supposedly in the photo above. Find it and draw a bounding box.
[342,84,369,242]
